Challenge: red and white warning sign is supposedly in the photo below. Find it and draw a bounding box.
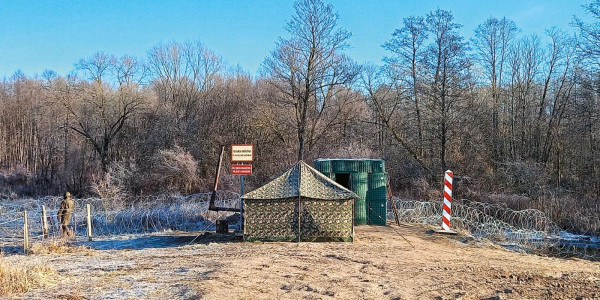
[441,170,453,231]
[232,164,252,175]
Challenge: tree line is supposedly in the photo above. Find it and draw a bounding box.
[1,0,600,234]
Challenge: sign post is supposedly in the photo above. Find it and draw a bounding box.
[241,175,244,196]
[231,144,253,235]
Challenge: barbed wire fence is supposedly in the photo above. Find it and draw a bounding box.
[2,193,599,260]
[0,191,241,253]
[391,198,600,260]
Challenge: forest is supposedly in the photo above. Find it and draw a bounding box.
[1,0,600,235]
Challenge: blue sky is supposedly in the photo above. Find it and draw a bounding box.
[0,0,596,78]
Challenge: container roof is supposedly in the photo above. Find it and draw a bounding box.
[242,161,357,200]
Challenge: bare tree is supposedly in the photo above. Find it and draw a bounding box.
[534,28,572,162]
[423,9,471,172]
[472,17,518,162]
[360,64,428,171]
[61,53,147,172]
[75,52,112,83]
[263,0,359,161]
[383,16,429,158]
[113,55,148,86]
[147,41,222,119]
[573,0,600,70]
[507,35,543,159]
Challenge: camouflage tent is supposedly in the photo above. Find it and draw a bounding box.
[242,161,357,242]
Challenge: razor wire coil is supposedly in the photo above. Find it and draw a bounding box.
[393,198,600,260]
[0,191,241,252]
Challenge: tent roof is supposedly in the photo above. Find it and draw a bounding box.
[241,161,357,200]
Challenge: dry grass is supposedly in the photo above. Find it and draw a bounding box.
[0,255,57,296]
[29,239,96,256]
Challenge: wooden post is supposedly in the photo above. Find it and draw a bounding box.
[23,211,29,254]
[209,145,225,211]
[86,203,92,241]
[208,145,239,212]
[42,205,49,239]
[387,176,401,227]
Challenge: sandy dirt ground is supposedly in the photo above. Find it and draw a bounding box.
[5,224,600,300]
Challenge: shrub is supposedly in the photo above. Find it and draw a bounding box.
[0,255,56,296]
[153,146,200,194]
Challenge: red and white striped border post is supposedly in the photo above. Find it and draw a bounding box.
[441,170,453,231]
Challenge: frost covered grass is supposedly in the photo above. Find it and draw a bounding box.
[0,255,56,296]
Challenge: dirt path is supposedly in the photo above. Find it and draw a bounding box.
[8,224,600,299]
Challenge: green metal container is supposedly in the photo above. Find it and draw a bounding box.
[313,158,387,226]
[316,160,332,176]
[351,173,368,190]
[331,160,347,173]
[331,160,361,173]
[368,172,387,199]
[367,172,387,225]
[332,160,344,173]
[357,160,372,173]
[367,199,387,225]
[351,173,368,225]
[347,160,360,173]
[372,160,385,173]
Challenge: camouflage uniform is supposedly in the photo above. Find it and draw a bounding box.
[57,192,75,238]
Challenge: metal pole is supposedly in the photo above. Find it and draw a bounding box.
[23,211,29,254]
[86,203,92,241]
[241,175,244,196]
[238,175,245,234]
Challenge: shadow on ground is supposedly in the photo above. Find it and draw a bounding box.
[0,244,24,254]
[82,232,242,250]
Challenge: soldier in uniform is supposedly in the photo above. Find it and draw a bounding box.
[57,191,75,238]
